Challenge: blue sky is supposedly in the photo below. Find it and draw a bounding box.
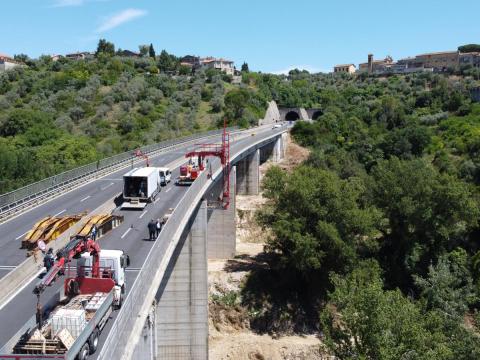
[1,0,479,73]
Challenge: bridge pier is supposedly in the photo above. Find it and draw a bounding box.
[236,149,259,196]
[206,166,237,259]
[152,200,209,359]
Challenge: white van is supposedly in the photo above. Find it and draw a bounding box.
[158,167,172,186]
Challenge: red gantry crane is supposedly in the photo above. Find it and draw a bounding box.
[177,121,231,209]
[134,149,150,167]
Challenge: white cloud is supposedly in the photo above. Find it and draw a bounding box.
[96,8,147,33]
[271,65,327,75]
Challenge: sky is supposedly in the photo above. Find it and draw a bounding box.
[1,0,479,73]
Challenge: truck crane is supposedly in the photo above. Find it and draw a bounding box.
[0,236,129,359]
[33,235,101,329]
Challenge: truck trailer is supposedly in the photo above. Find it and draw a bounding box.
[121,167,161,209]
[0,249,129,360]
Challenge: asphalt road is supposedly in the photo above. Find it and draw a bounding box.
[0,125,284,355]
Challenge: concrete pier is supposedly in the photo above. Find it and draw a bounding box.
[236,149,259,196]
[154,200,209,359]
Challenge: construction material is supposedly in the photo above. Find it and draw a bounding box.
[52,309,86,339]
[77,214,123,239]
[22,214,83,250]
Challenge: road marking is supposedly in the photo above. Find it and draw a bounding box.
[121,228,132,239]
[80,195,91,202]
[0,267,45,311]
[125,268,141,272]
[101,182,115,191]
[0,265,16,269]
[15,231,29,240]
[139,211,148,219]
[53,209,66,217]
[154,197,160,204]
[99,178,122,181]
[165,188,172,193]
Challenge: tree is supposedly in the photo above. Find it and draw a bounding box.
[138,45,149,57]
[321,260,480,360]
[371,158,479,289]
[148,43,156,58]
[96,39,115,57]
[241,62,249,73]
[458,44,480,53]
[258,166,381,291]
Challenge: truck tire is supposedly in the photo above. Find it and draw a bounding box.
[77,343,90,360]
[115,293,123,310]
[88,329,99,354]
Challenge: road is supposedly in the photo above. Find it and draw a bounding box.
[0,125,282,353]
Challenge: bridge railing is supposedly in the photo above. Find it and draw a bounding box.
[0,128,235,215]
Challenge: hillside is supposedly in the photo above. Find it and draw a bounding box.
[0,49,267,194]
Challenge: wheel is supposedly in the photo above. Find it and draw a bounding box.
[77,343,90,360]
[115,293,124,310]
[88,329,99,354]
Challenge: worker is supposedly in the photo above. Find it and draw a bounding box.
[91,224,97,241]
[147,219,156,241]
[44,248,55,272]
[156,218,162,237]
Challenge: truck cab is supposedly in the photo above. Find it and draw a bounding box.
[78,249,130,296]
[158,167,172,186]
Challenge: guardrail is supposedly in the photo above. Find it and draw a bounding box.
[0,128,236,222]
[98,129,287,359]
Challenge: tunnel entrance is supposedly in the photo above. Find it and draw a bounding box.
[285,111,300,121]
[312,110,323,120]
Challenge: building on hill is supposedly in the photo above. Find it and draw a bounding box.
[415,51,459,71]
[358,54,394,73]
[333,64,356,74]
[472,87,480,103]
[180,55,201,69]
[200,57,234,75]
[0,53,23,72]
[65,52,94,60]
[459,52,480,68]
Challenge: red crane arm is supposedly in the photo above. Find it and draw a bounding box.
[34,236,101,295]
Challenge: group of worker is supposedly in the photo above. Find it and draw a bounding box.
[147,219,162,241]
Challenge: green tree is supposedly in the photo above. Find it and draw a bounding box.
[321,261,480,360]
[96,39,115,57]
[241,62,249,72]
[371,158,479,289]
[148,43,156,58]
[138,45,149,57]
[458,44,480,53]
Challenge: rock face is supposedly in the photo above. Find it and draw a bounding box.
[208,137,327,360]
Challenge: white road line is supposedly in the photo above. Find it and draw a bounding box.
[0,266,16,269]
[0,268,45,311]
[101,182,115,191]
[121,228,132,239]
[154,197,160,204]
[53,209,66,217]
[165,188,172,193]
[125,268,141,272]
[15,231,29,240]
[139,211,148,219]
[80,195,91,202]
[99,178,122,181]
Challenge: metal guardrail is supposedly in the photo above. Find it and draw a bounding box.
[99,129,287,359]
[0,128,236,219]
